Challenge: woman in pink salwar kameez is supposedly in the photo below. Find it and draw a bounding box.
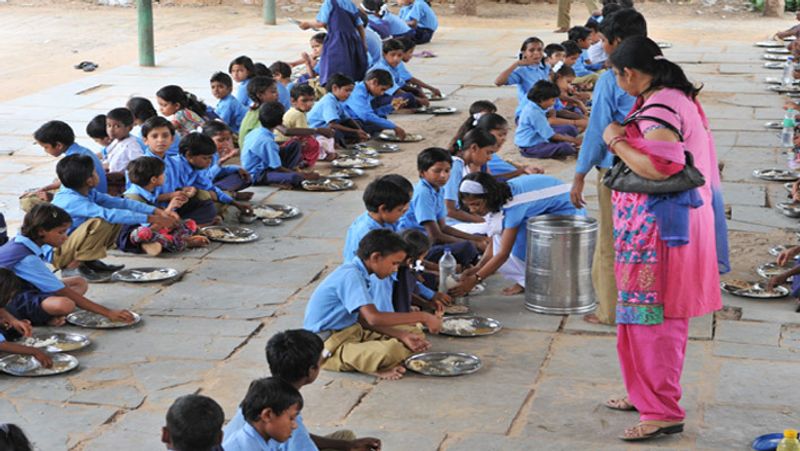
[600,36,728,442]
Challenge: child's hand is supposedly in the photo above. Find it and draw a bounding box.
[400,331,431,351]
[431,292,453,307]
[347,438,382,451]
[149,214,180,231]
[422,313,442,334]
[391,97,408,110]
[298,21,313,30]
[393,127,407,141]
[167,197,186,212]
[233,201,252,215]
[767,274,789,291]
[238,168,251,182]
[430,88,442,98]
[356,130,370,142]
[4,317,32,338]
[416,96,430,107]
[778,247,800,266]
[31,349,53,368]
[155,208,180,221]
[171,191,189,203]
[182,186,198,198]
[105,309,136,324]
[523,164,545,174]
[303,171,321,181]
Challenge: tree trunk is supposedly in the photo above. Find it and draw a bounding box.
[454,0,477,15]
[764,0,785,17]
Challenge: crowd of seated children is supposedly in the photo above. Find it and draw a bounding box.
[398,0,439,44]
[363,0,415,41]
[275,83,338,165]
[370,38,437,111]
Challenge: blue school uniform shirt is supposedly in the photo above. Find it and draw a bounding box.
[399,0,438,31]
[65,143,108,194]
[317,0,365,25]
[506,63,550,120]
[277,82,292,110]
[164,155,233,204]
[398,179,445,232]
[235,78,252,106]
[123,183,157,205]
[142,134,181,159]
[2,236,64,293]
[371,12,412,36]
[503,175,581,261]
[225,410,315,451]
[52,187,154,234]
[365,27,383,66]
[342,212,396,312]
[572,51,596,78]
[223,421,280,451]
[487,153,517,175]
[443,157,466,207]
[307,93,349,128]
[215,94,248,132]
[575,70,636,175]
[304,257,375,332]
[242,127,282,180]
[369,58,411,96]
[343,82,397,130]
[514,102,554,148]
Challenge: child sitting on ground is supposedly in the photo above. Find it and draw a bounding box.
[156,85,208,138]
[552,65,589,120]
[21,121,109,213]
[304,229,442,380]
[516,80,581,159]
[476,113,546,179]
[0,269,52,367]
[398,0,438,44]
[0,204,137,325]
[307,74,370,146]
[363,0,415,40]
[86,114,112,160]
[397,229,451,312]
[224,329,382,450]
[370,38,435,110]
[289,33,326,88]
[495,37,551,120]
[164,133,251,224]
[243,102,320,188]
[162,394,225,451]
[238,75,280,149]
[229,55,257,106]
[104,107,145,174]
[268,61,293,109]
[444,129,497,234]
[569,25,604,75]
[210,72,248,133]
[398,37,443,100]
[275,83,338,164]
[222,377,303,451]
[127,97,181,156]
[344,69,408,138]
[199,121,252,199]
[585,20,608,68]
[544,43,566,69]
[398,147,485,265]
[561,40,598,87]
[123,157,209,256]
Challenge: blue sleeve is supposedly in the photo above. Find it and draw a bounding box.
[345,91,396,130]
[575,74,615,175]
[506,67,522,86]
[502,205,527,230]
[216,165,241,178]
[572,53,592,77]
[192,170,234,204]
[443,160,463,202]
[235,82,250,106]
[337,269,373,313]
[414,188,440,225]
[278,84,291,110]
[94,191,155,215]
[534,113,555,141]
[215,98,235,127]
[316,0,331,23]
[265,141,283,169]
[321,100,344,124]
[416,281,435,300]
[398,63,413,85]
[14,255,65,292]
[76,197,150,226]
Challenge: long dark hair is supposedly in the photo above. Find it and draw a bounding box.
[475,113,508,133]
[0,423,33,451]
[156,85,209,117]
[458,172,512,213]
[450,100,497,154]
[20,203,72,241]
[609,36,700,99]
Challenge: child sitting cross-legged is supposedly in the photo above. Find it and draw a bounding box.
[123,157,209,256]
[210,72,248,133]
[551,65,589,122]
[515,80,581,159]
[224,329,382,450]
[307,74,371,146]
[0,204,137,325]
[128,97,181,156]
[243,102,320,188]
[238,75,280,149]
[104,107,144,174]
[398,0,438,44]
[304,228,442,380]
[0,269,53,368]
[21,121,108,212]
[343,69,408,139]
[274,84,338,166]
[199,121,253,200]
[222,377,304,451]
[396,229,452,313]
[369,38,435,111]
[162,394,225,451]
[561,40,598,88]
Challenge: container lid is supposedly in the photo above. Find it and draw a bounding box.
[785,429,798,438]
[527,214,598,234]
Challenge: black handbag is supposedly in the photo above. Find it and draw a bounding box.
[602,103,706,194]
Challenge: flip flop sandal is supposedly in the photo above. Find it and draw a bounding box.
[74,61,92,69]
[82,63,98,72]
[619,422,684,441]
[605,397,637,411]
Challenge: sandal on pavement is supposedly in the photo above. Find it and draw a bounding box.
[605,396,637,411]
[619,421,684,442]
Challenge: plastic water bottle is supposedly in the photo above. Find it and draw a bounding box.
[782,109,796,148]
[438,248,457,293]
[784,56,795,87]
[777,429,800,451]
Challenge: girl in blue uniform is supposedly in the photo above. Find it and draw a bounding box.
[494,37,551,121]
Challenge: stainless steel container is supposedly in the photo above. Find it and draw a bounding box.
[525,215,597,315]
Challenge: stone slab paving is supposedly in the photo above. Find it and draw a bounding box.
[1,15,800,451]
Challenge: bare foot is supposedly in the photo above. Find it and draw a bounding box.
[47,316,66,327]
[501,284,524,295]
[583,313,601,324]
[186,236,210,248]
[141,241,163,257]
[374,365,406,381]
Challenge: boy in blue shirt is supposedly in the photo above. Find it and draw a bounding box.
[370,39,439,110]
[397,147,483,268]
[224,330,382,451]
[516,80,581,159]
[243,102,320,188]
[200,121,253,198]
[52,155,179,280]
[344,69,408,138]
[210,72,248,133]
[561,39,599,87]
[162,394,225,451]
[268,61,293,110]
[307,74,370,146]
[304,229,442,380]
[362,0,415,39]
[223,377,303,451]
[398,0,438,44]
[164,133,251,225]
[21,120,109,213]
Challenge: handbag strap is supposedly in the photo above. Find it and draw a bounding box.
[621,103,684,142]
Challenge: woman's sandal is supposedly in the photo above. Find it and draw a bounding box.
[604,396,637,411]
[619,421,684,441]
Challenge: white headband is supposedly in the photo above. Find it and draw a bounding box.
[471,112,485,126]
[654,55,666,61]
[552,61,564,73]
[459,180,486,194]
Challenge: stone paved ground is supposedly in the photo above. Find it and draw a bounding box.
[2,12,800,451]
